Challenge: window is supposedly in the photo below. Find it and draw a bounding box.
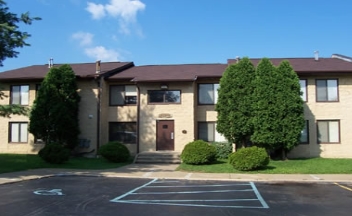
[299,79,307,102]
[300,120,309,144]
[198,84,219,105]
[110,85,137,106]
[198,122,226,142]
[316,79,338,102]
[317,120,340,143]
[9,122,28,143]
[11,85,29,105]
[148,90,181,103]
[109,122,137,144]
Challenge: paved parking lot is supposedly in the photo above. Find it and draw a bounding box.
[0,176,351,216]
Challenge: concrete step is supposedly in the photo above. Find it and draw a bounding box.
[134,152,181,164]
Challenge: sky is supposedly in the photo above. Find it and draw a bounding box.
[1,0,352,72]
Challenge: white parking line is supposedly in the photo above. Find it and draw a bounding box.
[111,179,269,209]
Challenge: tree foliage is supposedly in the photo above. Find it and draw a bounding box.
[0,0,40,118]
[275,60,305,155]
[216,57,256,148]
[0,0,41,66]
[216,57,305,159]
[29,65,80,149]
[251,58,282,149]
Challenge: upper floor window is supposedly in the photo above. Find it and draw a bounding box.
[9,122,28,143]
[198,122,226,142]
[11,85,29,105]
[300,120,309,144]
[198,83,219,105]
[299,79,307,102]
[317,120,340,144]
[148,90,181,104]
[316,79,338,102]
[110,85,137,106]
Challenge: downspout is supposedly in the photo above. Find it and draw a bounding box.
[94,75,102,156]
[136,83,140,154]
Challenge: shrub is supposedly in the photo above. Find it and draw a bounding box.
[228,146,269,171]
[211,142,233,159]
[38,143,70,164]
[181,140,217,165]
[98,141,130,163]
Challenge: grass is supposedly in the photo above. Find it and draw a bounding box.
[0,154,132,174]
[177,158,352,174]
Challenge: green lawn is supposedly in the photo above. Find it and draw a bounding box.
[177,158,352,174]
[0,154,132,174]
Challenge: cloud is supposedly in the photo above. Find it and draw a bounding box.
[84,46,120,61]
[71,32,94,46]
[86,0,145,34]
[86,2,106,19]
[72,31,121,61]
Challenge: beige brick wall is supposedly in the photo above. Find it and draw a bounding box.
[288,75,352,158]
[0,80,99,154]
[0,82,43,154]
[139,82,195,153]
[77,80,99,154]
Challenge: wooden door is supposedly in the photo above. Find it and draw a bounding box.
[156,120,174,151]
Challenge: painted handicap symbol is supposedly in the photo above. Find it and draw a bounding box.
[34,189,64,196]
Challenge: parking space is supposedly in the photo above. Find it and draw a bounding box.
[111,178,268,208]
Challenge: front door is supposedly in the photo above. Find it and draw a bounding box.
[156,120,174,151]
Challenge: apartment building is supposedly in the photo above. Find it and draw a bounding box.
[0,54,351,158]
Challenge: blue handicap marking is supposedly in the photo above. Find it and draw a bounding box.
[34,189,64,196]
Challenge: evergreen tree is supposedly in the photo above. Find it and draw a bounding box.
[216,57,256,148]
[251,58,282,150]
[275,60,305,158]
[29,65,80,149]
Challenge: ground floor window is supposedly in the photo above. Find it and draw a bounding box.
[317,120,340,143]
[9,122,28,143]
[300,120,309,144]
[109,122,137,144]
[198,122,226,142]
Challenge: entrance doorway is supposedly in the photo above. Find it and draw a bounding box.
[156,120,174,151]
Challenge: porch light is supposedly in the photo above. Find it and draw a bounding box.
[160,84,168,89]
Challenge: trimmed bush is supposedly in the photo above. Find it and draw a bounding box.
[38,143,70,164]
[181,140,217,165]
[228,146,269,171]
[211,142,233,159]
[98,141,130,163]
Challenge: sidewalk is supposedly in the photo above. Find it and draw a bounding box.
[1,163,352,185]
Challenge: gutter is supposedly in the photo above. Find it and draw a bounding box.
[136,83,140,154]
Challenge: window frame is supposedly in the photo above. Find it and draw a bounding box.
[109,85,137,106]
[299,79,307,102]
[10,84,29,105]
[316,120,340,144]
[109,122,137,144]
[300,120,309,144]
[9,122,28,143]
[198,83,219,105]
[147,90,181,104]
[315,79,339,102]
[197,121,226,142]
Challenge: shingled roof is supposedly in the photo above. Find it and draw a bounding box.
[228,57,352,73]
[107,64,228,82]
[0,62,134,81]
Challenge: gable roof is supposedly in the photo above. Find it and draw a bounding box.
[107,64,228,82]
[0,62,134,81]
[227,57,352,73]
